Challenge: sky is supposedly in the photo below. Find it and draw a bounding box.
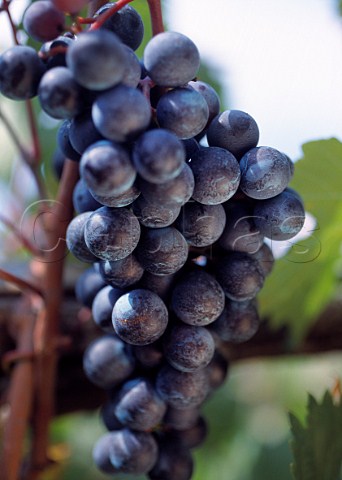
[166,0,342,160]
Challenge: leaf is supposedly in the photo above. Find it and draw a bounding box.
[289,391,342,480]
[259,138,342,339]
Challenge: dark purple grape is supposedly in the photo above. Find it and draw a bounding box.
[112,289,168,346]
[138,272,176,301]
[132,195,181,229]
[139,163,195,207]
[92,84,151,142]
[189,147,241,205]
[23,1,65,42]
[253,189,305,240]
[114,378,167,431]
[156,365,209,410]
[83,335,135,389]
[100,399,123,431]
[133,342,164,369]
[121,44,142,87]
[250,242,275,276]
[38,66,83,119]
[157,87,209,139]
[133,129,185,184]
[171,270,225,326]
[57,120,81,162]
[109,429,158,475]
[84,207,140,261]
[207,110,259,158]
[75,265,106,308]
[95,3,144,51]
[80,141,136,196]
[92,285,123,333]
[163,407,200,431]
[0,46,45,100]
[136,227,188,276]
[52,148,65,179]
[239,146,292,200]
[211,299,260,343]
[188,80,220,126]
[69,110,103,155]
[42,35,74,70]
[92,433,120,474]
[182,138,200,160]
[205,352,229,391]
[148,441,194,480]
[167,416,208,450]
[176,202,226,247]
[90,183,141,208]
[66,30,127,90]
[164,324,215,372]
[219,201,264,254]
[144,31,200,87]
[66,212,98,263]
[72,179,102,214]
[216,252,264,301]
[99,255,144,289]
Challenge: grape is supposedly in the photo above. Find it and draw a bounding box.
[250,242,275,276]
[189,147,241,204]
[176,202,226,247]
[253,189,305,240]
[156,365,209,409]
[80,141,136,196]
[75,265,106,308]
[92,433,120,474]
[90,183,141,208]
[38,67,83,119]
[139,163,195,207]
[99,255,144,289]
[207,110,259,158]
[132,195,181,229]
[182,138,200,160]
[92,285,123,333]
[66,30,127,90]
[42,35,74,70]
[72,179,101,214]
[219,201,264,254]
[84,207,140,261]
[121,45,142,87]
[92,84,151,142]
[114,378,167,431]
[66,212,98,263]
[239,146,292,200]
[163,406,200,431]
[167,416,208,450]
[138,271,176,301]
[216,252,264,302]
[205,352,229,391]
[148,441,194,480]
[109,429,158,474]
[144,31,200,87]
[52,0,90,14]
[100,399,123,431]
[95,3,144,51]
[171,270,225,326]
[133,342,164,369]
[133,129,185,184]
[211,299,260,343]
[188,80,220,127]
[135,227,188,276]
[57,120,81,162]
[157,87,209,139]
[83,335,135,389]
[112,289,168,345]
[69,110,103,155]
[163,324,215,372]
[23,1,65,42]
[0,46,45,100]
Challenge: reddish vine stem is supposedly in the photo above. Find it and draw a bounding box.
[147,0,164,35]
[0,268,43,297]
[89,0,135,30]
[2,0,19,45]
[0,108,32,164]
[30,159,79,473]
[0,213,42,257]
[25,100,41,167]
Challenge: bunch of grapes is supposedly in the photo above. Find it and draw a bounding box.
[0,1,306,478]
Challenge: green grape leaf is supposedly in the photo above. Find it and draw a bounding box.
[259,138,342,339]
[289,391,342,480]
